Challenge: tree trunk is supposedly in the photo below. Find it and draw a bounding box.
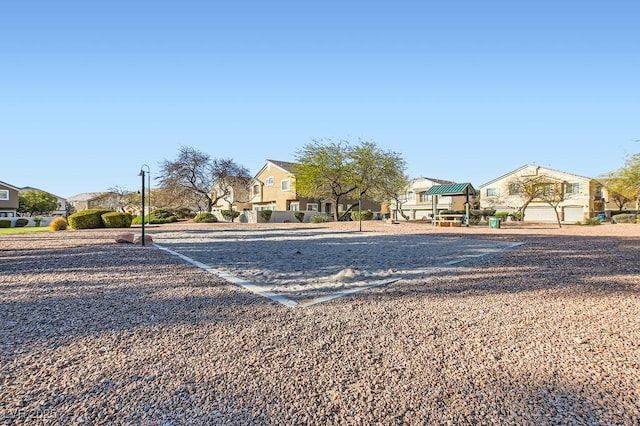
[553,207,562,228]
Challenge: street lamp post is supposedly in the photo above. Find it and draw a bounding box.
[146,169,151,225]
[139,164,150,246]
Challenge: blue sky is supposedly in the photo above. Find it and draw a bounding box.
[2,1,639,198]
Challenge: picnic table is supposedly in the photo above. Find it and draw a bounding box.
[433,214,465,227]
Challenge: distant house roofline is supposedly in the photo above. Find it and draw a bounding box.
[0,180,21,191]
[478,164,596,188]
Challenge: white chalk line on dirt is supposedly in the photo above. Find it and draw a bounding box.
[153,241,524,308]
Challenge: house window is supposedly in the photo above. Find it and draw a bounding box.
[565,182,580,194]
[307,203,318,212]
[265,177,274,186]
[253,185,260,195]
[407,191,415,201]
[508,184,521,195]
[0,190,8,201]
[486,188,498,197]
[281,179,291,191]
[419,192,431,202]
[289,202,299,211]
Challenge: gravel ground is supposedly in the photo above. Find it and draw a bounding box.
[1,221,639,425]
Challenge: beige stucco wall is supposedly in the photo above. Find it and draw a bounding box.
[252,162,297,210]
[480,165,599,220]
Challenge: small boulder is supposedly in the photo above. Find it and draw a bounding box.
[134,234,154,245]
[331,268,358,282]
[115,233,135,244]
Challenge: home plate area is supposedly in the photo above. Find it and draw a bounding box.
[152,228,522,307]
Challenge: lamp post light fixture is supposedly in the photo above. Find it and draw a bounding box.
[139,164,150,246]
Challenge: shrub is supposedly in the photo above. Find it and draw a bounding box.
[101,212,133,228]
[582,217,601,226]
[33,217,43,227]
[294,212,305,223]
[68,209,112,229]
[351,210,374,221]
[612,213,637,224]
[193,212,218,223]
[221,210,241,222]
[260,210,273,222]
[175,207,196,219]
[132,211,178,225]
[0,220,11,228]
[338,211,352,221]
[15,218,29,227]
[493,212,509,221]
[311,214,330,223]
[150,209,175,219]
[509,211,523,221]
[49,217,68,231]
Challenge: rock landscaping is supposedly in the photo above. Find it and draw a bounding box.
[1,221,638,424]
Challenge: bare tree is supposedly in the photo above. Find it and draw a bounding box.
[535,179,567,228]
[504,175,553,221]
[157,146,251,212]
[102,186,137,212]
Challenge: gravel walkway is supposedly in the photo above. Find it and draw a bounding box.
[1,221,639,425]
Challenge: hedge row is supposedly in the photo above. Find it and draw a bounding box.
[67,209,134,229]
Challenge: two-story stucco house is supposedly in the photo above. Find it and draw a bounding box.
[390,177,464,220]
[0,180,20,217]
[479,164,604,222]
[250,160,381,219]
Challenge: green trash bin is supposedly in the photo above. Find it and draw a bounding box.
[488,217,501,229]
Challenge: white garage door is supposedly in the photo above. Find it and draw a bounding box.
[525,206,557,222]
[563,206,585,223]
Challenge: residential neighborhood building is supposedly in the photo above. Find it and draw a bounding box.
[211,176,252,212]
[0,180,20,217]
[66,192,113,211]
[479,164,604,222]
[389,177,469,220]
[250,159,380,219]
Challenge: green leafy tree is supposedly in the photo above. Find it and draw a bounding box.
[349,140,407,216]
[157,146,251,212]
[293,139,355,221]
[294,139,407,221]
[603,175,634,211]
[18,190,59,216]
[617,153,640,208]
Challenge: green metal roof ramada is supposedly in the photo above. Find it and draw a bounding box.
[425,183,476,196]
